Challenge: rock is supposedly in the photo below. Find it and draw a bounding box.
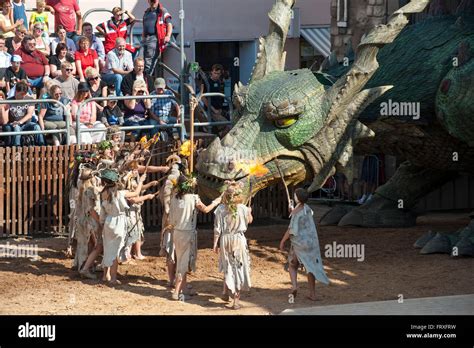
[414,230,436,249]
[420,232,451,254]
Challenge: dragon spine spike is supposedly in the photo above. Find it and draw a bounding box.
[324,0,430,125]
[249,0,295,83]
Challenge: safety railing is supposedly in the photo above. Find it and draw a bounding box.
[76,94,186,144]
[193,92,233,127]
[0,99,71,145]
[0,93,234,147]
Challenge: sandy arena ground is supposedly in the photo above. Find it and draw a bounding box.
[1,206,473,315]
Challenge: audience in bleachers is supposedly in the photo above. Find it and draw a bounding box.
[0,1,197,147]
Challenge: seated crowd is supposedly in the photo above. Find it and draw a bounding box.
[0,2,181,146]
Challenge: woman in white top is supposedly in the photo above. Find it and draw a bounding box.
[169,174,222,301]
[0,2,23,39]
[32,22,50,57]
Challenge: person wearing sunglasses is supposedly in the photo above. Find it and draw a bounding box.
[32,23,50,57]
[52,61,79,100]
[85,67,108,116]
[14,34,50,91]
[38,84,71,145]
[96,7,136,55]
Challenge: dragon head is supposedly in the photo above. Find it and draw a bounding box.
[197,0,431,200]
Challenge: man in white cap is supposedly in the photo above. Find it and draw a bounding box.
[149,77,181,139]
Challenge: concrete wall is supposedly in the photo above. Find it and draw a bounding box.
[23,0,330,80]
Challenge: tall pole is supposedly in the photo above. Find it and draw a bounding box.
[189,96,197,173]
[180,0,185,107]
[179,0,186,143]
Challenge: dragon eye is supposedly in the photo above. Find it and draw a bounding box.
[275,117,298,128]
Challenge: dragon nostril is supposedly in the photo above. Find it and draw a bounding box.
[228,161,235,171]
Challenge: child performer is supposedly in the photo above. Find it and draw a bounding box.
[213,180,253,310]
[75,167,101,277]
[98,168,146,284]
[159,154,184,288]
[279,188,330,301]
[169,174,222,301]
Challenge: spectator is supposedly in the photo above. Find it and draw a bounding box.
[70,82,106,144]
[32,23,50,57]
[49,42,75,78]
[0,37,12,68]
[202,64,225,116]
[75,36,98,82]
[123,79,153,139]
[52,61,78,100]
[81,22,105,70]
[96,6,136,55]
[5,54,27,95]
[50,25,76,54]
[202,64,229,135]
[46,0,82,41]
[150,77,180,139]
[0,1,23,39]
[5,25,26,55]
[85,67,107,117]
[142,0,172,75]
[38,84,70,145]
[12,0,28,30]
[0,81,45,146]
[15,34,50,90]
[102,38,133,96]
[121,57,153,96]
[101,92,124,127]
[357,154,383,204]
[29,1,51,39]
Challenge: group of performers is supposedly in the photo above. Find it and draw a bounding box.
[66,128,329,309]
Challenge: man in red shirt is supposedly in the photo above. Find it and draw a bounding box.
[14,35,50,89]
[46,0,82,42]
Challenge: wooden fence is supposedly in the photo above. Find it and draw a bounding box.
[0,143,288,238]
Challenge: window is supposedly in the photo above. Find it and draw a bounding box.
[337,0,348,28]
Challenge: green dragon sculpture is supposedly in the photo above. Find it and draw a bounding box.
[196,0,474,256]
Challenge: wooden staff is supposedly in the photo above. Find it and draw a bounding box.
[189,96,198,173]
[274,158,291,208]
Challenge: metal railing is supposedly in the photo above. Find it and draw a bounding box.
[0,99,71,145]
[0,93,234,147]
[75,94,185,144]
